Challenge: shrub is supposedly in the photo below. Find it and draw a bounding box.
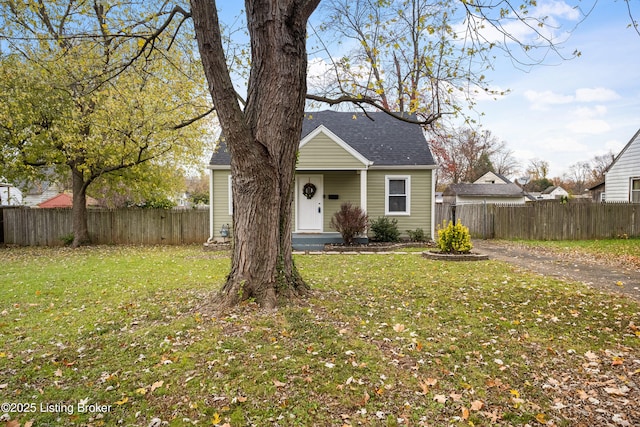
[330,202,368,245]
[370,217,400,242]
[59,233,74,246]
[437,220,472,253]
[406,228,426,242]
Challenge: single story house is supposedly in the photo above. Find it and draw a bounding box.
[540,185,569,200]
[208,111,437,249]
[473,171,512,184]
[604,128,640,202]
[0,181,23,206]
[37,193,100,208]
[442,183,526,205]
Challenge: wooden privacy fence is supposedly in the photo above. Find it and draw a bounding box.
[436,202,640,240]
[1,208,209,246]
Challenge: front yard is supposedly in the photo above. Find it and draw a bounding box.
[1,244,638,426]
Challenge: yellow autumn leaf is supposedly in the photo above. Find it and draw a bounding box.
[135,387,147,395]
[115,397,128,406]
[211,412,221,424]
[509,389,520,398]
[535,413,546,424]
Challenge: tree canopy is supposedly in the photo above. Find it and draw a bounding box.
[0,0,212,245]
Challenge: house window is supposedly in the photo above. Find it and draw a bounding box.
[385,176,410,215]
[632,178,640,203]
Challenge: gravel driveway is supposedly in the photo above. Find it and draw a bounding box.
[472,240,640,302]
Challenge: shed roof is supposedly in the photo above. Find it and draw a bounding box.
[443,183,524,197]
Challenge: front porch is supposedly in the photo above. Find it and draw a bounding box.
[292,232,368,251]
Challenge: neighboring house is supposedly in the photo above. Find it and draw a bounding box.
[207,111,437,249]
[539,185,569,200]
[0,181,23,206]
[473,171,512,184]
[442,183,526,205]
[588,181,606,202]
[37,193,100,208]
[604,128,640,202]
[22,181,64,207]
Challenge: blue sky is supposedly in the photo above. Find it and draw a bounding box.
[469,1,640,178]
[217,1,638,179]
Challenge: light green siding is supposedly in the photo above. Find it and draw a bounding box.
[212,170,232,237]
[298,133,366,169]
[367,169,432,239]
[322,171,361,231]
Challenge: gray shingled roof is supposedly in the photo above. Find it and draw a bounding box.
[209,110,435,166]
[443,183,524,197]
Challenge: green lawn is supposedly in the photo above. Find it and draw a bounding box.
[1,244,638,426]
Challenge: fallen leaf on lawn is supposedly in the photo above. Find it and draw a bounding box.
[616,281,624,287]
[604,386,629,396]
[24,421,34,427]
[461,407,470,420]
[211,412,221,424]
[237,395,247,403]
[535,413,547,424]
[449,392,462,402]
[470,400,484,411]
[393,323,405,333]
[6,421,20,427]
[273,379,286,388]
[585,350,599,361]
[135,387,147,395]
[151,380,164,392]
[115,397,128,405]
[577,389,589,400]
[611,357,624,366]
[54,368,63,377]
[424,377,438,386]
[433,394,447,404]
[510,389,520,398]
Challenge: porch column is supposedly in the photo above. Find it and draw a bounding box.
[360,169,367,212]
[208,170,215,242]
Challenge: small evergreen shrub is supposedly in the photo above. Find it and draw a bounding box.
[59,233,74,246]
[370,217,400,242]
[406,228,426,242]
[437,220,472,254]
[330,202,368,245]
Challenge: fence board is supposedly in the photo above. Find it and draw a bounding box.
[1,208,210,246]
[3,203,639,246]
[434,202,640,240]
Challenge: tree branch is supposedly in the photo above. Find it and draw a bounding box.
[305,93,444,125]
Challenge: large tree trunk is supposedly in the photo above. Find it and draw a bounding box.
[191,0,319,308]
[71,167,91,247]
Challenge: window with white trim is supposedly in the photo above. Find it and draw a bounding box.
[632,178,640,203]
[385,176,410,215]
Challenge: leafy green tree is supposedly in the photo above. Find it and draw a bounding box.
[0,1,211,246]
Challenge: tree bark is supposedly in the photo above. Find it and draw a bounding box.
[191,0,320,308]
[71,167,91,247]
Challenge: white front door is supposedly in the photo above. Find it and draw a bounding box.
[296,174,323,232]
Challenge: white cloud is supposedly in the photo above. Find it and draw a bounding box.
[566,119,610,134]
[575,87,620,102]
[538,136,587,152]
[524,89,573,110]
[572,105,607,119]
[535,1,582,21]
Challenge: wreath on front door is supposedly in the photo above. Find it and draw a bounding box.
[303,182,317,199]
